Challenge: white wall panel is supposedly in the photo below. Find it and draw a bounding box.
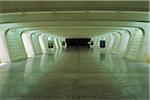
[126,29,143,60]
[5,30,27,62]
[31,33,42,55]
[22,32,35,57]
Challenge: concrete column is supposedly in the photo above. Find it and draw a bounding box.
[0,30,11,63]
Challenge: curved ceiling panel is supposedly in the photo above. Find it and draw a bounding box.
[0,11,149,23]
[6,26,138,38]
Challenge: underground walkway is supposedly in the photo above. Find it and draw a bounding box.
[0,48,149,100]
[0,1,149,100]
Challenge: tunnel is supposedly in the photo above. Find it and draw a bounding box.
[0,0,149,100]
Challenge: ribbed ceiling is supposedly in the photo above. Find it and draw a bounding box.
[0,0,149,38]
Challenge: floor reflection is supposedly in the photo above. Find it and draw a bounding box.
[93,50,149,99]
[99,53,106,61]
[0,48,149,100]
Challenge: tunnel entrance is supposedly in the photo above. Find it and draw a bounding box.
[66,38,91,48]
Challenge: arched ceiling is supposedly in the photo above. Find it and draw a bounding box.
[0,11,149,23]
[0,0,149,38]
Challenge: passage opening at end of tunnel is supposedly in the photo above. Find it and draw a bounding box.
[66,38,91,48]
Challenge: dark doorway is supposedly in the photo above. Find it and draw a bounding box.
[100,40,105,48]
[66,38,91,48]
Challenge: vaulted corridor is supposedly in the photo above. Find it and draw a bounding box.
[0,0,149,100]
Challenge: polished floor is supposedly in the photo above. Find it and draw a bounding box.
[0,48,149,100]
